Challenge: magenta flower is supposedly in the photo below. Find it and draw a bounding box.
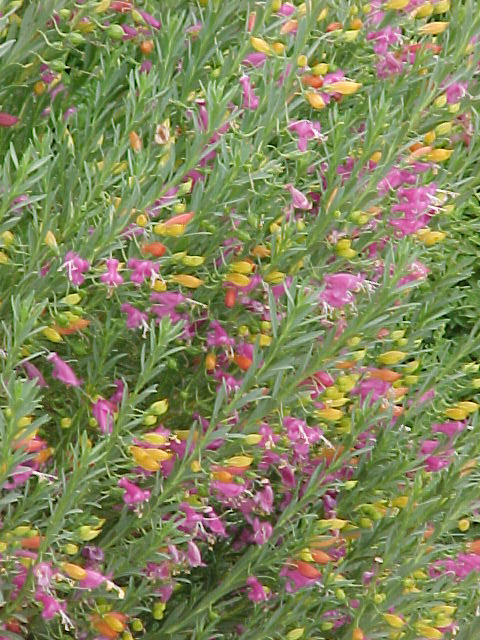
[277,2,295,16]
[127,259,159,284]
[206,321,235,347]
[211,480,246,498]
[23,361,48,387]
[100,258,124,287]
[252,517,273,545]
[63,251,90,286]
[138,9,161,29]
[288,119,322,152]
[78,568,106,589]
[35,591,66,620]
[320,273,363,308]
[242,52,267,67]
[367,26,401,54]
[92,397,114,434]
[431,421,466,437]
[0,112,19,127]
[140,60,153,74]
[445,82,467,104]
[120,303,148,330]
[246,576,269,602]
[47,353,83,387]
[353,377,391,404]
[285,183,311,210]
[187,540,205,567]
[239,75,259,110]
[118,477,151,505]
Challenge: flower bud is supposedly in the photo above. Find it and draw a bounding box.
[286,629,304,640]
[107,24,125,39]
[250,36,271,55]
[43,327,63,342]
[150,399,168,415]
[377,351,406,365]
[306,92,325,109]
[62,562,87,580]
[418,21,448,35]
[383,614,405,628]
[153,602,166,620]
[324,81,362,95]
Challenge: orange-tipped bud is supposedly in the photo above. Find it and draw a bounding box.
[129,131,142,152]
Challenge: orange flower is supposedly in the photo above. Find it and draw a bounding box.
[142,242,167,257]
[129,131,142,152]
[53,317,90,335]
[21,535,44,550]
[302,75,324,89]
[91,613,128,639]
[234,354,253,371]
[367,368,402,382]
[140,39,154,55]
[296,560,321,579]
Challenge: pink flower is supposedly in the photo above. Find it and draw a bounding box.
[207,321,235,347]
[187,540,205,567]
[138,9,161,29]
[92,397,114,434]
[127,258,159,284]
[445,82,467,104]
[100,258,123,286]
[242,52,267,67]
[118,477,151,505]
[63,251,89,286]
[246,576,269,602]
[0,112,19,127]
[239,75,259,110]
[120,303,148,330]
[285,183,311,210]
[78,568,106,589]
[367,26,401,54]
[431,421,466,438]
[35,591,66,620]
[252,517,273,545]
[140,60,153,74]
[320,273,363,308]
[47,353,83,387]
[211,481,246,498]
[288,120,322,152]
[277,2,295,16]
[23,362,48,387]
[353,378,391,404]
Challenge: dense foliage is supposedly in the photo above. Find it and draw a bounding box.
[2,1,480,639]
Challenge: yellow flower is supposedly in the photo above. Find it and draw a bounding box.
[224,455,253,468]
[306,92,325,109]
[316,407,344,421]
[418,21,449,35]
[414,623,442,639]
[383,613,405,628]
[444,407,468,420]
[62,562,87,580]
[427,148,453,162]
[231,260,254,274]
[377,351,406,365]
[42,327,63,343]
[225,272,250,287]
[171,274,204,288]
[250,36,271,55]
[324,81,362,95]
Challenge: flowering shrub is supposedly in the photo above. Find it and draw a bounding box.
[1,0,480,639]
